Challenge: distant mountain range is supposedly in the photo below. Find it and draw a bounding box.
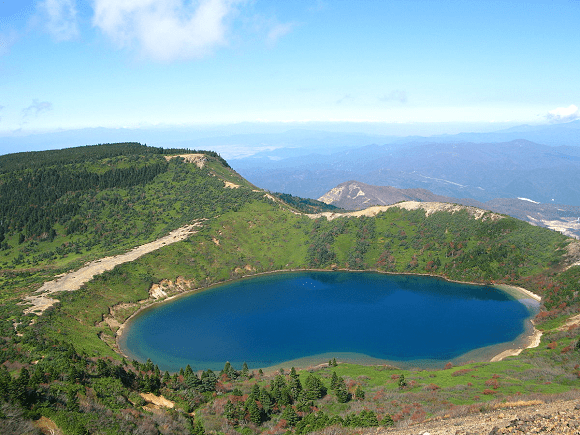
[232,134,580,206]
[318,180,580,238]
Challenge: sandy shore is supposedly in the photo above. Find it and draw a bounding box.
[489,328,543,362]
[487,284,542,361]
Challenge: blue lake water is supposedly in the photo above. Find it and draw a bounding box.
[118,271,536,372]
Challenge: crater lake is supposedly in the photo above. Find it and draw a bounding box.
[118,271,538,372]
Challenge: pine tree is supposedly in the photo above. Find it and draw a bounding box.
[398,374,407,389]
[246,399,263,425]
[304,374,326,400]
[334,376,349,403]
[66,389,79,412]
[249,383,260,400]
[281,406,299,426]
[330,371,339,390]
[192,419,206,435]
[381,414,394,427]
[260,387,273,414]
[288,374,302,400]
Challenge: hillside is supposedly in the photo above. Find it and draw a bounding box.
[318,180,580,238]
[1,144,579,435]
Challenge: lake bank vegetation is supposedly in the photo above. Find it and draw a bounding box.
[0,143,579,434]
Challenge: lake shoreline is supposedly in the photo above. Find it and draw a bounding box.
[115,268,542,371]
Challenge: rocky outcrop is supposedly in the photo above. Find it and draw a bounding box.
[148,276,196,300]
[318,181,453,210]
[164,154,207,168]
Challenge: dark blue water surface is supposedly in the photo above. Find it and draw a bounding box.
[119,272,534,372]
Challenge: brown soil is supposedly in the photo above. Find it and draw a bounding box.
[140,392,175,409]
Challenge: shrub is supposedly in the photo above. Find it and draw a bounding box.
[452,369,474,377]
[485,379,499,389]
[424,383,440,391]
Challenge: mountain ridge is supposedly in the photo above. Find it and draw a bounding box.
[233,138,580,205]
[318,180,580,238]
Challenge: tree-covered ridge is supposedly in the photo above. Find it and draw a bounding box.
[0,142,229,173]
[307,208,568,283]
[271,192,342,213]
[0,146,261,275]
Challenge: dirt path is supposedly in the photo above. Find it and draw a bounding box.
[22,222,203,316]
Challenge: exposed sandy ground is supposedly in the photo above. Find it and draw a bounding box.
[22,222,203,316]
[224,181,240,188]
[308,202,503,221]
[164,153,207,168]
[558,313,580,331]
[140,392,175,409]
[34,416,63,435]
[528,215,580,239]
[489,328,543,362]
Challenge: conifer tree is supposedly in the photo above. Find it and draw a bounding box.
[330,371,339,390]
[246,399,263,425]
[281,406,299,426]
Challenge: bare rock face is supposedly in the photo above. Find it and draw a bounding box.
[318,180,452,210]
[164,153,207,168]
[148,276,196,300]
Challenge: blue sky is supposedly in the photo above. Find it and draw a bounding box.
[1,0,579,137]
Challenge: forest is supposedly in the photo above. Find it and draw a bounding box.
[0,143,579,434]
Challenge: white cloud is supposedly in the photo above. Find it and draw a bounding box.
[92,0,242,62]
[0,30,18,56]
[37,0,79,41]
[547,104,579,123]
[266,22,294,46]
[336,94,354,105]
[379,90,408,104]
[22,100,53,118]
